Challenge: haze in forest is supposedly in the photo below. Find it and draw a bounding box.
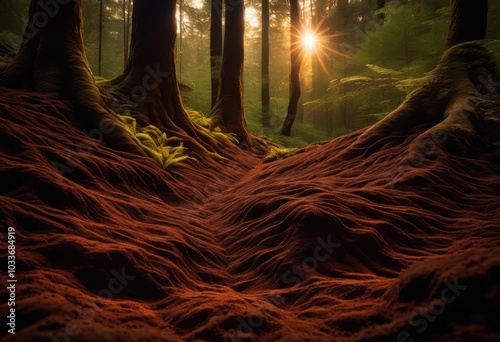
[2,0,498,147]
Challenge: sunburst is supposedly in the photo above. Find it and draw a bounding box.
[291,17,348,75]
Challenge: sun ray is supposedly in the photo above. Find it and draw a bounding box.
[295,19,350,75]
[303,30,318,52]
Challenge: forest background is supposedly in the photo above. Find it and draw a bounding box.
[2,0,499,147]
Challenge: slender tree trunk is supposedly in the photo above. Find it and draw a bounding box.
[311,0,328,98]
[123,0,127,68]
[280,0,303,136]
[446,0,488,48]
[210,0,252,147]
[98,0,103,76]
[332,0,348,129]
[178,0,183,80]
[262,0,270,128]
[126,0,131,55]
[210,0,223,110]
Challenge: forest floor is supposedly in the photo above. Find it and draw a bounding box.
[0,43,499,341]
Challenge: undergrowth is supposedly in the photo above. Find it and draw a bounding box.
[120,115,193,169]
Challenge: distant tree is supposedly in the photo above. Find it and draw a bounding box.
[333,0,349,128]
[210,0,223,110]
[446,0,488,48]
[127,0,132,59]
[210,0,253,147]
[311,0,329,98]
[280,0,303,136]
[98,0,104,75]
[179,0,184,79]
[122,0,128,67]
[262,0,270,128]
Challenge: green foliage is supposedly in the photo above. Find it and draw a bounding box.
[187,109,238,148]
[243,96,333,147]
[264,145,297,162]
[353,2,449,76]
[120,115,193,169]
[302,1,450,136]
[81,0,129,78]
[487,0,500,40]
[0,0,29,48]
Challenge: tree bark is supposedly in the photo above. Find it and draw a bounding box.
[446,0,488,48]
[122,0,127,68]
[262,0,270,129]
[112,0,189,130]
[126,0,131,60]
[280,0,303,136]
[210,0,252,147]
[98,0,103,76]
[179,0,183,80]
[210,0,223,110]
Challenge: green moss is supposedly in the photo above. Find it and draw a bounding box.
[187,109,239,146]
[120,115,193,169]
[264,145,297,163]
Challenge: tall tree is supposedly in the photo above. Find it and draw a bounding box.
[210,0,223,110]
[311,0,329,98]
[280,0,303,136]
[126,0,132,60]
[98,0,104,76]
[0,0,141,153]
[178,0,184,80]
[210,0,252,147]
[446,0,488,48]
[334,0,349,128]
[122,0,128,68]
[262,0,270,128]
[109,0,197,132]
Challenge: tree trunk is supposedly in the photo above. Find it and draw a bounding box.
[280,0,303,136]
[0,0,142,154]
[311,0,329,98]
[113,0,188,129]
[210,0,223,110]
[107,0,251,161]
[178,0,183,80]
[332,0,348,129]
[262,0,270,129]
[446,0,488,48]
[126,0,131,59]
[98,0,103,76]
[123,0,127,68]
[210,0,252,148]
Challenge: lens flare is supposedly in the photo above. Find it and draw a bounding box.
[303,31,317,52]
[292,18,348,76]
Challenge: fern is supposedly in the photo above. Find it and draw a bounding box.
[119,115,193,169]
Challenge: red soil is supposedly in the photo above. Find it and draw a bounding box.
[0,69,499,340]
